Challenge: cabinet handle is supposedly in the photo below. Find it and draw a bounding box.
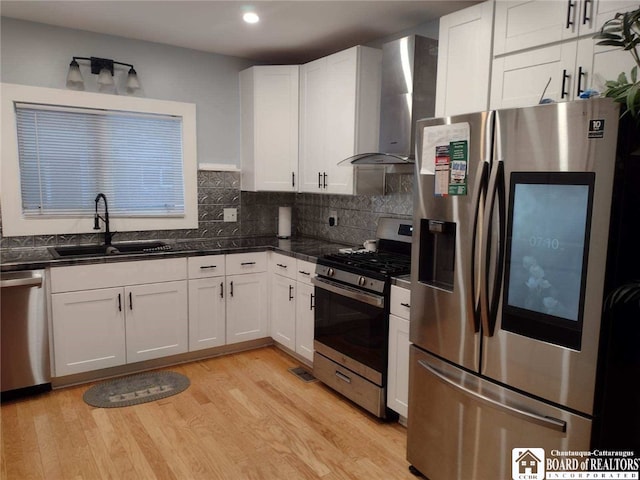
[276,263,288,269]
[292,172,295,188]
[335,371,351,384]
[289,284,294,301]
[582,0,591,25]
[129,292,133,310]
[323,172,327,189]
[577,66,585,96]
[318,172,322,189]
[401,302,411,308]
[561,69,570,99]
[565,0,575,28]
[240,261,256,266]
[118,293,122,312]
[298,270,310,276]
[200,265,217,269]
[310,293,315,310]
[230,281,234,297]
[220,281,224,299]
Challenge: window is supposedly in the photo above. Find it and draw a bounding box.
[16,104,185,217]
[1,83,197,237]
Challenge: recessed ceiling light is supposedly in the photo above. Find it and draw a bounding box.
[243,12,260,24]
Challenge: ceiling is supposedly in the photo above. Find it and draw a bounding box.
[0,1,479,63]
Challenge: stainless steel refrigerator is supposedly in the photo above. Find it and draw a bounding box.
[407,98,622,479]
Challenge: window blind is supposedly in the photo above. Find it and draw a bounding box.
[15,103,185,217]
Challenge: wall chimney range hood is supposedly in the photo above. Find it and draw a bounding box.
[339,35,438,166]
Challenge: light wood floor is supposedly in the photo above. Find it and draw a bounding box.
[1,346,417,479]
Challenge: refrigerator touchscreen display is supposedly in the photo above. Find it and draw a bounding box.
[502,172,595,350]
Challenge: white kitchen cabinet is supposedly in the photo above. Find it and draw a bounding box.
[295,282,315,363]
[490,34,637,109]
[269,252,297,351]
[125,281,188,363]
[188,255,226,351]
[494,0,638,56]
[299,45,382,194]
[575,36,638,95]
[268,253,316,362]
[491,41,579,108]
[435,1,494,116]
[51,287,126,377]
[49,258,188,376]
[491,0,638,109]
[494,0,583,56]
[270,272,296,350]
[387,284,411,418]
[295,259,316,363]
[240,65,299,192]
[226,252,268,345]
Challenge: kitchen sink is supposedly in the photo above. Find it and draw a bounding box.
[49,241,171,259]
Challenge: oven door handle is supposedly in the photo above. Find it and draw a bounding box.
[311,277,385,308]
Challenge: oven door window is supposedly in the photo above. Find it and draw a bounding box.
[314,285,388,375]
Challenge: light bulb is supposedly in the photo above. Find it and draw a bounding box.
[66,60,84,90]
[243,12,259,24]
[126,67,140,91]
[97,67,114,86]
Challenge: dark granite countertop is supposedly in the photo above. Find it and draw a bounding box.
[0,236,353,272]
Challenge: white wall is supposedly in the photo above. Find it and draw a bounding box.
[0,17,256,167]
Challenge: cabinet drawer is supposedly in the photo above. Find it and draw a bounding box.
[270,252,297,280]
[296,259,316,285]
[50,258,187,293]
[226,251,267,275]
[188,255,226,279]
[390,285,411,320]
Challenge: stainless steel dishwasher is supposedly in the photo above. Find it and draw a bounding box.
[1,269,51,400]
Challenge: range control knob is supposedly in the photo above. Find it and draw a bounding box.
[358,276,366,286]
[327,268,335,277]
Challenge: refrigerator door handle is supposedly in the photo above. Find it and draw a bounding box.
[480,160,506,336]
[418,359,567,433]
[469,161,489,333]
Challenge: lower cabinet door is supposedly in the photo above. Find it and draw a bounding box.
[125,281,188,363]
[226,273,268,344]
[188,277,226,351]
[51,287,126,376]
[387,313,410,417]
[295,282,315,362]
[270,273,296,350]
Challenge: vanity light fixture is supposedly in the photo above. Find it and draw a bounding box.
[66,56,140,92]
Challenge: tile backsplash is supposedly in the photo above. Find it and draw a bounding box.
[0,171,413,251]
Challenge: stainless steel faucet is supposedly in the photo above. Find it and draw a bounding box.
[94,193,113,245]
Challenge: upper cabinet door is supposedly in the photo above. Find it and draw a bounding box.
[240,65,299,192]
[435,1,495,117]
[490,41,578,109]
[299,57,329,193]
[298,46,382,195]
[493,0,582,55]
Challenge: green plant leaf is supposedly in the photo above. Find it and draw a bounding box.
[632,66,638,84]
[618,72,630,84]
[627,82,640,116]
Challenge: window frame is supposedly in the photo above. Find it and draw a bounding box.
[1,83,198,237]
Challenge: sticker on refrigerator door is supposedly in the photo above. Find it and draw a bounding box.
[420,122,470,176]
[448,140,468,195]
[434,145,451,196]
[512,448,545,480]
[588,119,605,138]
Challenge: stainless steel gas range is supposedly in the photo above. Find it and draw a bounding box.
[311,217,412,418]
